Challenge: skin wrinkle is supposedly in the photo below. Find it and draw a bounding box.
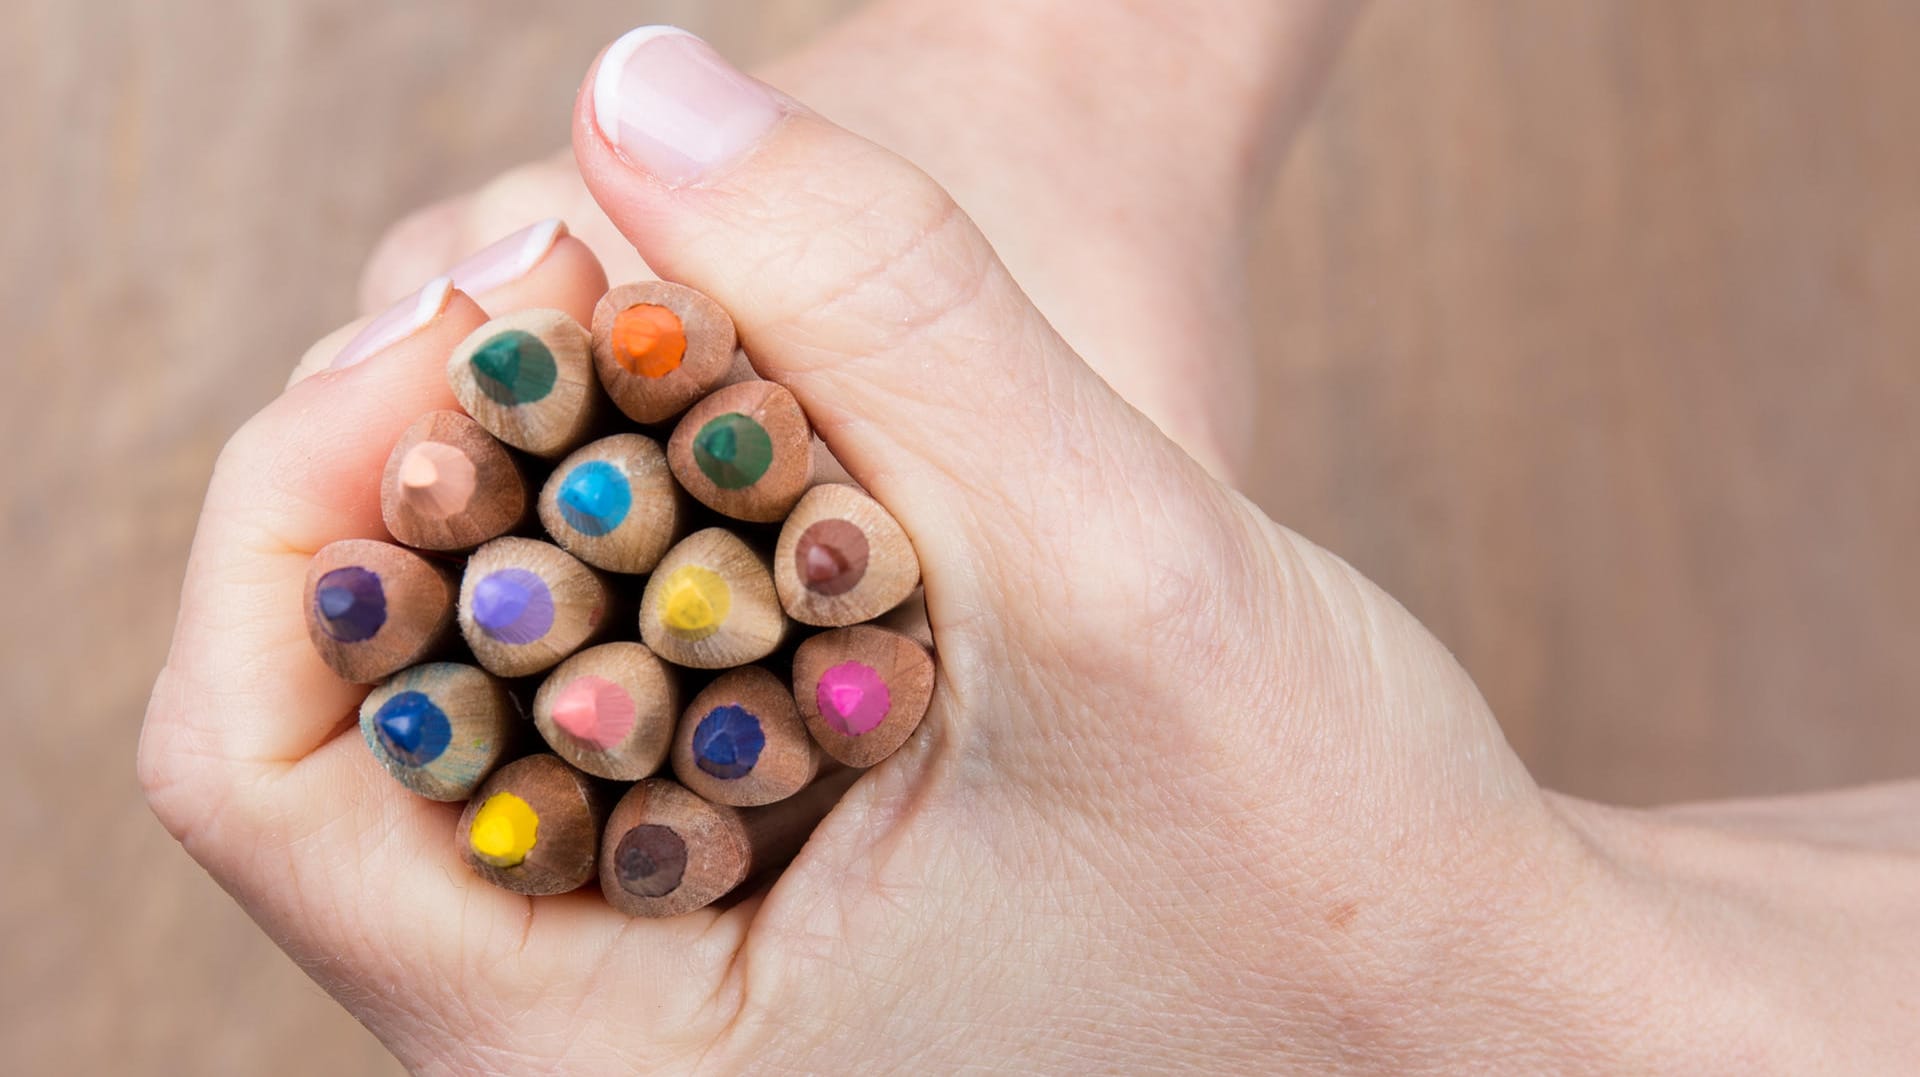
[1029,518,1582,1059]
[671,146,969,345]
[1586,814,1903,1064]
[212,394,425,541]
[772,294,1055,560]
[286,873,454,1057]
[722,764,962,1027]
[288,745,678,1070]
[711,199,1029,390]
[728,861,959,1066]
[170,553,307,662]
[138,673,258,843]
[787,194,983,350]
[767,363,1047,536]
[1113,802,1367,1052]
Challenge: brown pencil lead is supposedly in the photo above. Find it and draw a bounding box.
[774,483,921,626]
[599,771,855,918]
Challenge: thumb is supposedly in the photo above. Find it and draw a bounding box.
[570,27,1204,578]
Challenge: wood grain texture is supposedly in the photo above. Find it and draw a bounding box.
[600,771,853,918]
[358,661,518,801]
[1249,0,1920,805]
[457,754,608,895]
[773,483,921,627]
[667,380,816,523]
[537,432,686,574]
[381,410,528,551]
[459,537,614,677]
[592,280,740,424]
[671,665,823,806]
[447,307,601,458]
[10,2,1920,1072]
[793,621,935,768]
[303,539,458,683]
[533,641,681,780]
[640,528,790,669]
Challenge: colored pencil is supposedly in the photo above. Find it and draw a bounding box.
[599,770,855,918]
[303,538,457,683]
[772,483,921,627]
[532,642,680,781]
[638,528,790,669]
[666,380,815,523]
[381,410,528,551]
[447,308,601,459]
[359,662,517,801]
[459,537,613,677]
[590,280,739,424]
[458,753,607,896]
[536,433,686,574]
[671,666,822,806]
[792,601,936,767]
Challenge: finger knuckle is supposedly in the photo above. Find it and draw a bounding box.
[747,157,1004,369]
[136,667,223,845]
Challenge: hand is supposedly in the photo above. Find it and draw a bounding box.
[341,0,1363,482]
[142,17,1917,1076]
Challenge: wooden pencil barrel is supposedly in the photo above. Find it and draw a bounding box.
[671,666,822,806]
[459,537,614,677]
[304,538,457,683]
[667,381,815,523]
[591,281,738,425]
[638,528,789,669]
[537,433,685,574]
[458,754,607,896]
[773,483,921,627]
[380,411,528,552]
[599,772,851,918]
[532,642,680,781]
[359,662,517,801]
[447,308,601,459]
[793,618,936,768]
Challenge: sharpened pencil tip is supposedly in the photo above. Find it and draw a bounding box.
[399,451,439,489]
[396,441,478,517]
[469,792,539,866]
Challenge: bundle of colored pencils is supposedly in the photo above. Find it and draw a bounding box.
[301,281,934,916]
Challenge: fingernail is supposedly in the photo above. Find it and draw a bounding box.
[591,26,781,186]
[448,219,566,295]
[331,276,454,370]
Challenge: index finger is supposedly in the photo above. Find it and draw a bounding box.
[153,279,488,774]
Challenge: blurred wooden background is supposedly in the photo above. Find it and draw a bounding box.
[4,0,1915,1071]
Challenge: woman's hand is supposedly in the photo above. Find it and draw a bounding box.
[140,21,1918,1075]
[345,0,1365,483]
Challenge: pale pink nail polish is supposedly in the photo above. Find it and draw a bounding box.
[590,26,782,186]
[331,276,454,370]
[448,219,566,295]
